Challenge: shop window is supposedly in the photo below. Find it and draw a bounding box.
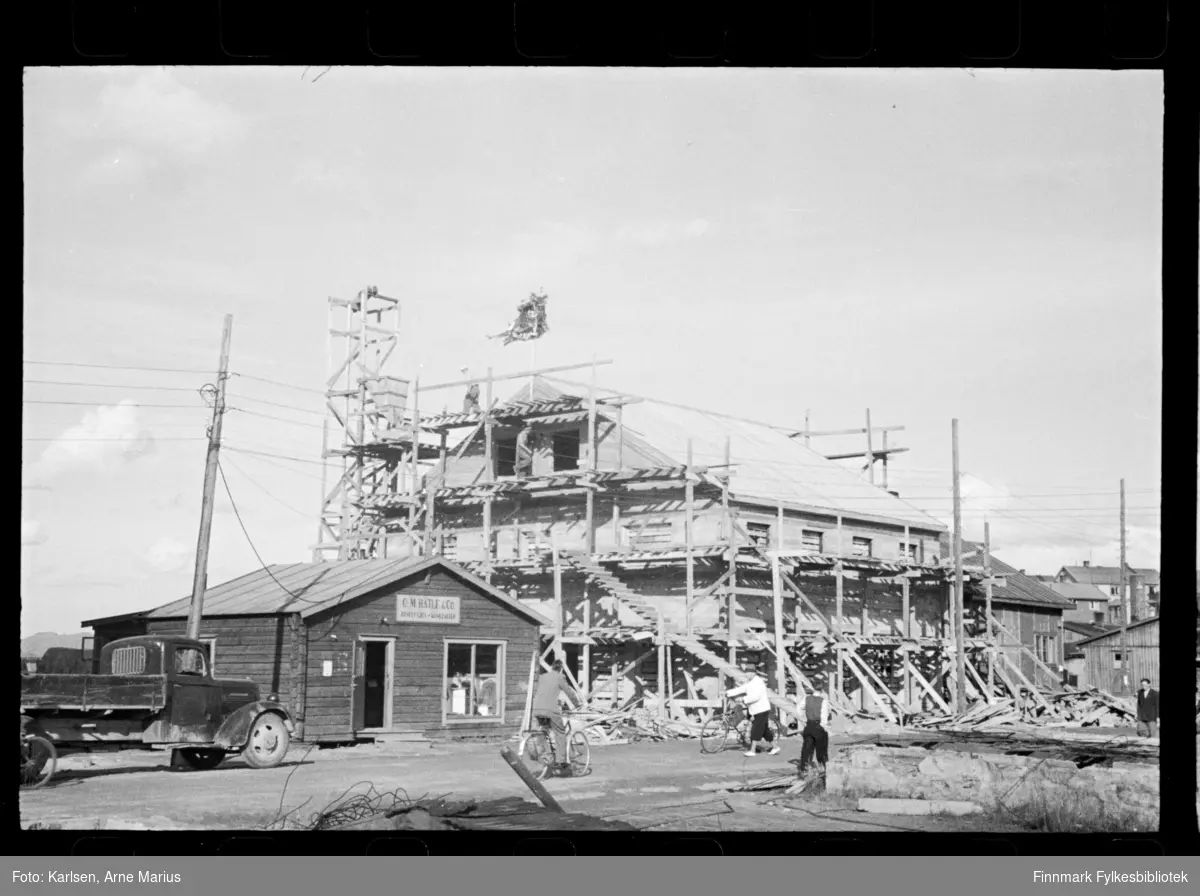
[552,430,581,471]
[445,641,505,721]
[801,530,824,553]
[851,536,872,558]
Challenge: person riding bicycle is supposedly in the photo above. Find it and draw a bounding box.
[532,659,578,769]
[725,662,779,757]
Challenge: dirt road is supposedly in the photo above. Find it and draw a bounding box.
[20,737,1021,834]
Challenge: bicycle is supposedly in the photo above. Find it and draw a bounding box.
[518,710,591,780]
[20,718,57,790]
[699,699,782,754]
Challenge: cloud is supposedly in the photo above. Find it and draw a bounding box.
[92,69,247,158]
[147,536,192,574]
[615,217,713,247]
[21,518,47,547]
[27,400,156,482]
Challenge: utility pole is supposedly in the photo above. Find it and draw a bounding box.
[187,315,234,641]
[951,419,967,714]
[1118,477,1129,694]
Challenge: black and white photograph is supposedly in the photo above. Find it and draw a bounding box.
[22,66,1163,835]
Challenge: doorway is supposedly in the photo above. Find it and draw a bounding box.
[359,638,394,731]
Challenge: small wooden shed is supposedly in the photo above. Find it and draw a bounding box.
[1071,615,1160,695]
[83,557,549,742]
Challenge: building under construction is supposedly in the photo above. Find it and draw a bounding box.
[310,287,1069,729]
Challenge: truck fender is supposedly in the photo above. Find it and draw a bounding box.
[213,701,295,750]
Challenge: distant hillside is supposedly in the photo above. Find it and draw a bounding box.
[21,631,91,658]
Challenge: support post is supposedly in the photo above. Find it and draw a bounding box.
[724,436,737,676]
[835,515,844,699]
[408,375,421,554]
[187,314,233,641]
[902,524,911,710]
[685,439,695,637]
[585,356,598,555]
[882,430,889,491]
[865,408,874,484]
[552,539,564,660]
[657,611,667,721]
[483,367,494,580]
[984,520,994,696]
[581,584,591,701]
[771,554,786,725]
[951,418,967,714]
[1119,477,1129,694]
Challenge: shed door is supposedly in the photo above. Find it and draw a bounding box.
[351,641,366,732]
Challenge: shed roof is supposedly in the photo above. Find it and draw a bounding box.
[1049,582,1113,602]
[496,377,946,531]
[82,557,550,627]
[1063,620,1116,639]
[1071,615,1160,647]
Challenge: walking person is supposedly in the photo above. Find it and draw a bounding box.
[1135,677,1158,738]
[798,690,830,777]
[532,659,577,768]
[726,663,779,757]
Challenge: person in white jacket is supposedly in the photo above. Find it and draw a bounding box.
[725,663,779,757]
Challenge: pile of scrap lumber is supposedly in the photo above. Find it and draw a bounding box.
[904,686,1137,732]
[572,708,704,744]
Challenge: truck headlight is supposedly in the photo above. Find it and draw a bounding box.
[267,693,278,703]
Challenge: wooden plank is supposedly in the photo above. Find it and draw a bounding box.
[903,659,951,715]
[688,570,734,612]
[771,554,787,725]
[417,361,614,395]
[839,649,897,723]
[988,613,1062,692]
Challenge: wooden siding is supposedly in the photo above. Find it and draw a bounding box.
[141,616,297,717]
[302,569,540,741]
[1077,619,1160,692]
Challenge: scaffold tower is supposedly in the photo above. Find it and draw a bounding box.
[313,286,431,561]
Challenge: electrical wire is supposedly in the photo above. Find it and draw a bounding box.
[23,379,206,392]
[21,436,207,442]
[220,453,314,518]
[226,393,327,417]
[23,360,212,373]
[229,407,327,431]
[24,400,205,408]
[230,371,327,396]
[224,446,327,482]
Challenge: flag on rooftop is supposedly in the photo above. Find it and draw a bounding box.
[488,292,549,345]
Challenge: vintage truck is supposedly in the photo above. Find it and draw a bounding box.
[20,634,294,770]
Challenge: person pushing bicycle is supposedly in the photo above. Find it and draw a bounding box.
[725,662,780,757]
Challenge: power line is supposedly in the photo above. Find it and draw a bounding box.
[24,400,205,408]
[229,407,327,431]
[21,436,206,442]
[230,371,326,395]
[224,446,327,482]
[223,444,328,468]
[23,379,205,392]
[226,392,327,417]
[24,360,212,373]
[221,454,314,518]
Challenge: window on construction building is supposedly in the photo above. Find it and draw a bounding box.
[1034,634,1057,665]
[495,437,517,477]
[442,533,459,562]
[801,530,824,553]
[629,520,673,547]
[746,522,772,549]
[900,542,920,562]
[552,430,582,472]
[851,536,873,558]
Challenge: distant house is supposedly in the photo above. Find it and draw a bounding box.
[1071,616,1159,695]
[941,537,1075,690]
[1049,582,1115,626]
[1055,562,1160,618]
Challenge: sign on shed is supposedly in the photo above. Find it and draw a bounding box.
[397,594,461,624]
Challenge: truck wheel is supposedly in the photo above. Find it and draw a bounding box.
[242,712,290,769]
[178,748,226,771]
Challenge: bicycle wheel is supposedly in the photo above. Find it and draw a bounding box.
[21,736,56,789]
[699,717,732,754]
[520,731,553,780]
[567,731,590,777]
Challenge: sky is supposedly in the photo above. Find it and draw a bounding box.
[22,67,1162,637]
